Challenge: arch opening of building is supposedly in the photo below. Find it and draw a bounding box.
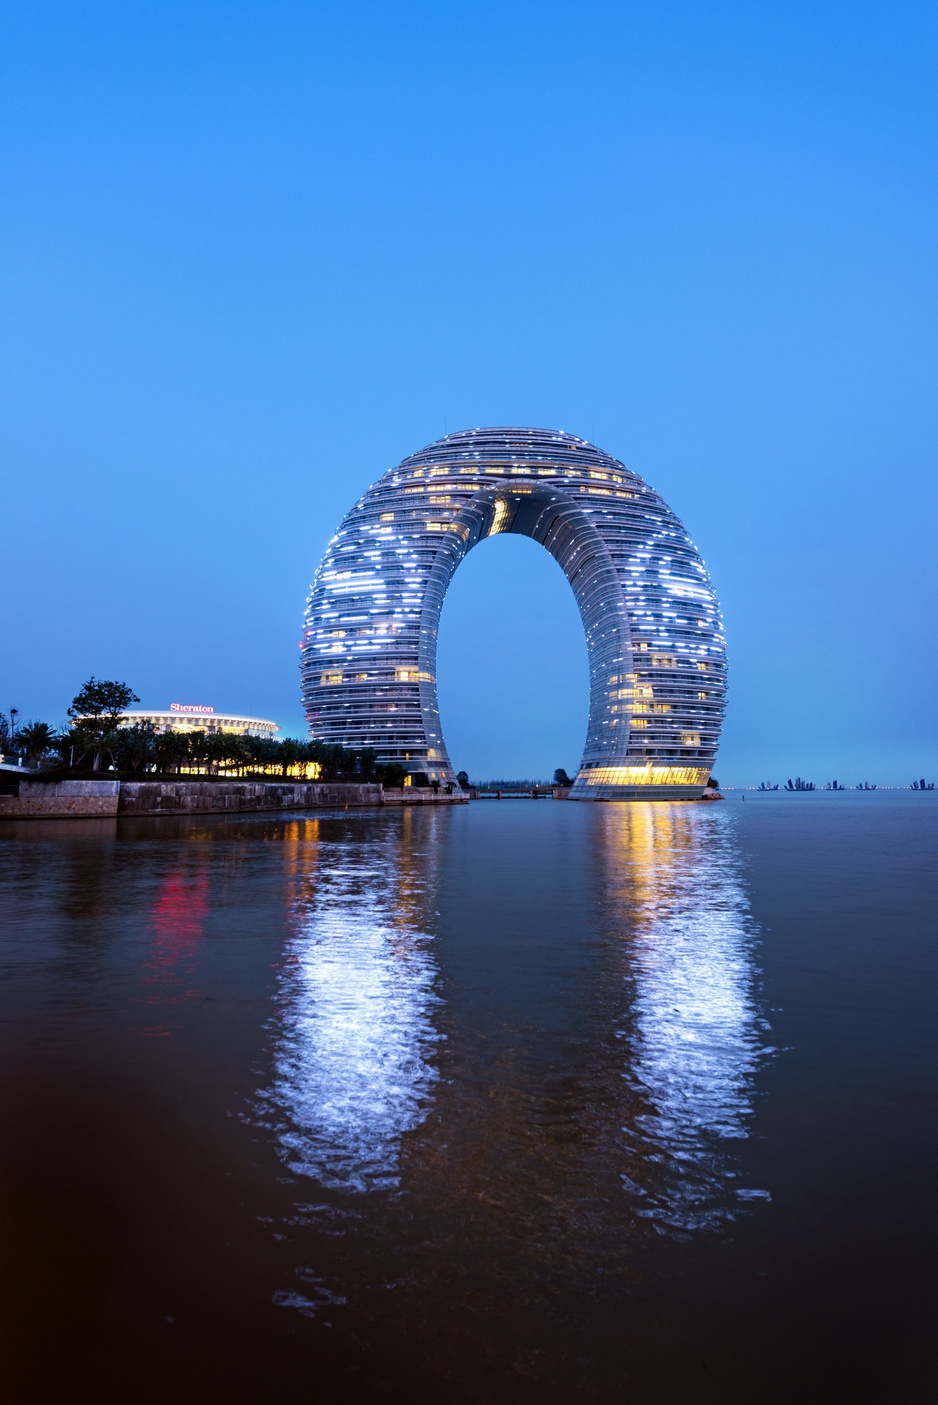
[300,428,726,800]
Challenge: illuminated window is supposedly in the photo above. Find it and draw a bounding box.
[582,765,709,787]
[301,429,725,789]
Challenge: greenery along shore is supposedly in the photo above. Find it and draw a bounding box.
[3,676,413,787]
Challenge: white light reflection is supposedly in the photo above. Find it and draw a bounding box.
[266,822,441,1194]
[601,805,770,1232]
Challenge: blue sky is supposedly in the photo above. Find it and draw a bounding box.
[2,1,936,784]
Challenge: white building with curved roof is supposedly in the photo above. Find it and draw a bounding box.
[116,706,279,739]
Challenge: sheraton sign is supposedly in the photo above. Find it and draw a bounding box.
[170,704,215,714]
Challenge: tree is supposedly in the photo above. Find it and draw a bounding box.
[185,729,210,772]
[68,678,140,769]
[112,723,156,773]
[553,767,571,786]
[247,735,281,773]
[456,770,470,790]
[301,739,327,777]
[17,721,59,767]
[277,737,302,777]
[53,725,89,769]
[319,743,348,780]
[200,732,235,775]
[155,729,191,774]
[220,733,250,775]
[357,747,378,782]
[337,746,359,780]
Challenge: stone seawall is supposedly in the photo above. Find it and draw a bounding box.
[0,780,120,819]
[0,779,470,820]
[381,788,467,805]
[118,781,382,815]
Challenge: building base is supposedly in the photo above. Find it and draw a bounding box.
[568,783,709,802]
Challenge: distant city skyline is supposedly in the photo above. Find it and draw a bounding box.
[2,2,936,785]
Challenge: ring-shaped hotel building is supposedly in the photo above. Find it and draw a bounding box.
[301,429,726,799]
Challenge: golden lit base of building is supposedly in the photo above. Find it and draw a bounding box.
[569,765,711,801]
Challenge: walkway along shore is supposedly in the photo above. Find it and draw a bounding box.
[0,779,468,820]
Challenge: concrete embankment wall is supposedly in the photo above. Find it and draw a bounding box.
[381,788,467,805]
[118,780,382,815]
[0,780,120,819]
[0,779,468,820]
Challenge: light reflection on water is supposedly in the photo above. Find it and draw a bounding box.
[599,805,768,1230]
[138,864,211,1037]
[1,797,935,1400]
[261,803,767,1236]
[264,816,442,1193]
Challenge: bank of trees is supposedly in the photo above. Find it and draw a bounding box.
[8,676,409,786]
[143,729,406,785]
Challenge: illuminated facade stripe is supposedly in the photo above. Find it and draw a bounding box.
[300,428,726,799]
[113,710,279,739]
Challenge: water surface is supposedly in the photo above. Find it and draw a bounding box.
[1,794,936,1402]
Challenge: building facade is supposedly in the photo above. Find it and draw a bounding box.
[300,429,726,799]
[115,707,279,739]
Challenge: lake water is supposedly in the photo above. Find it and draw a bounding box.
[1,793,936,1403]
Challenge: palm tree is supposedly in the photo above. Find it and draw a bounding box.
[17,721,59,767]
